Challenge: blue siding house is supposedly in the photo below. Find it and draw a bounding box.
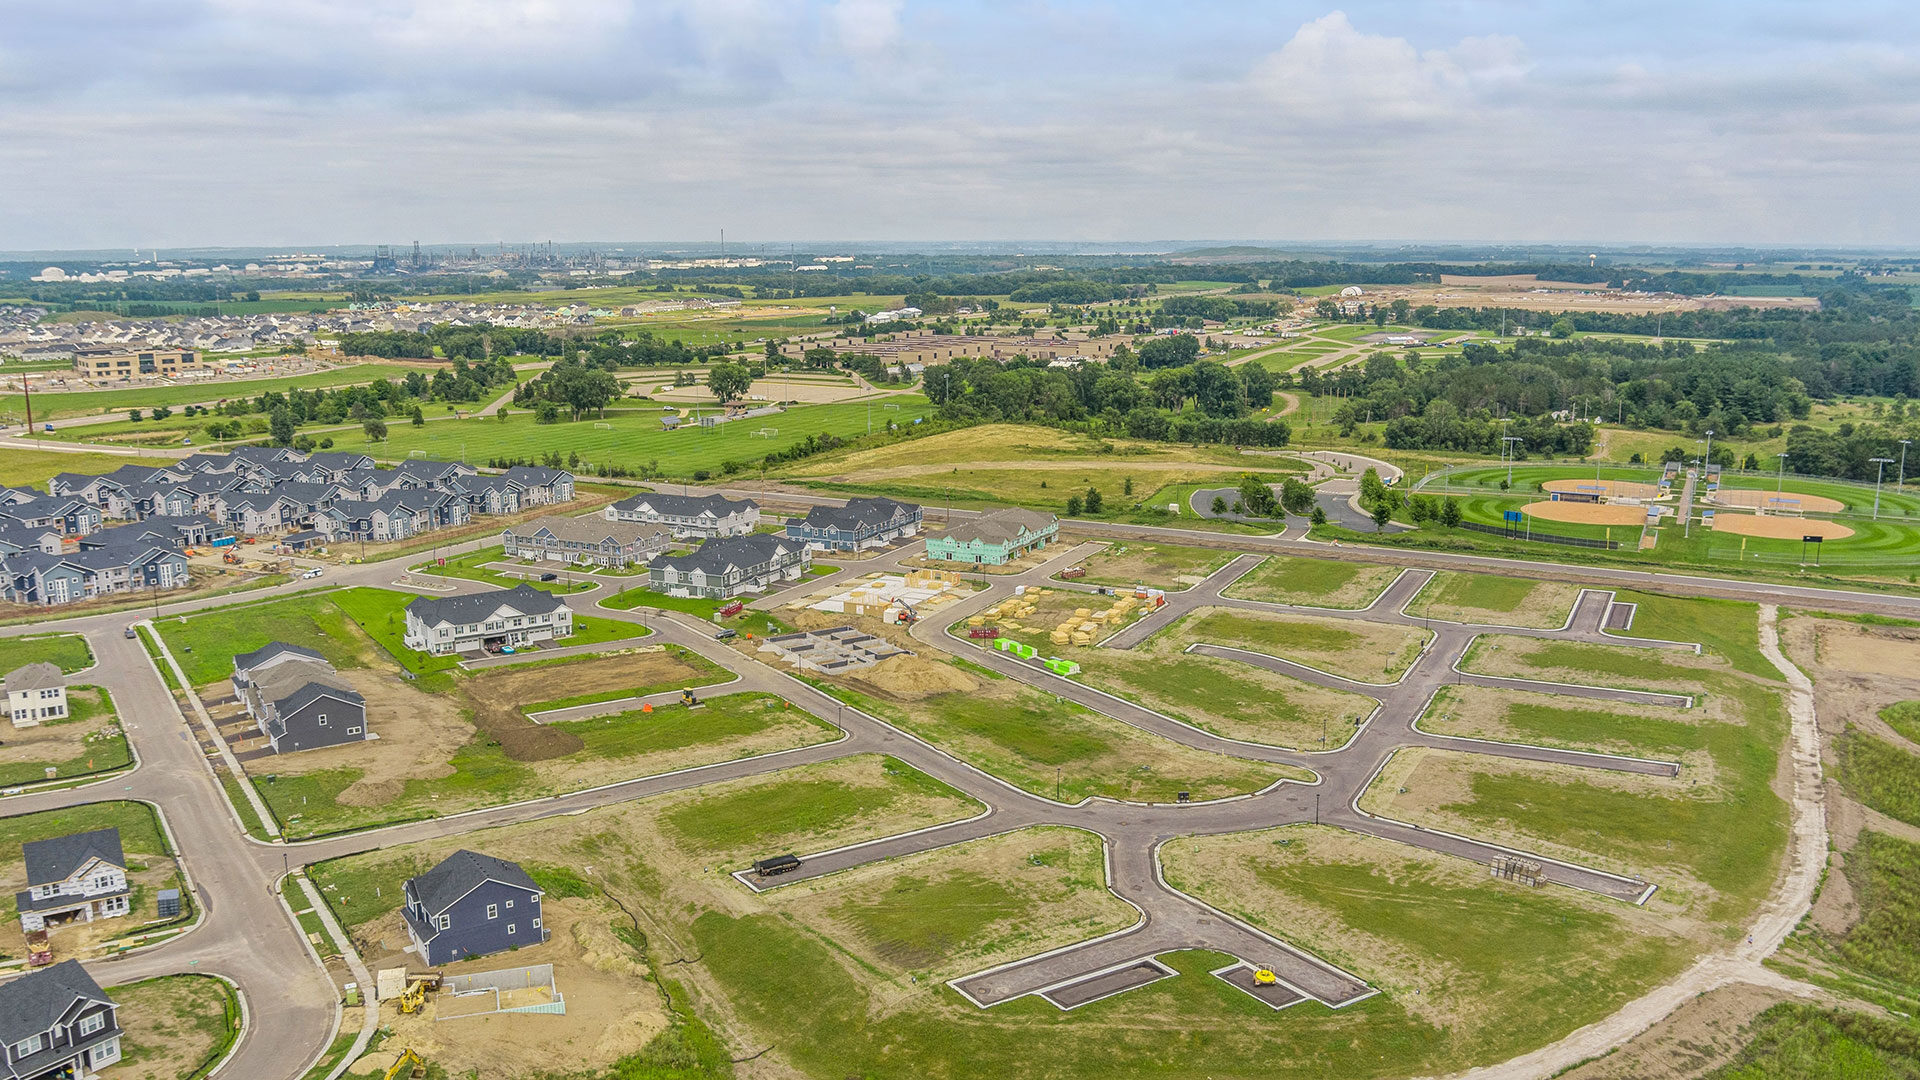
[402,851,545,966]
[785,497,922,552]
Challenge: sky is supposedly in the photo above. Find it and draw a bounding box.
[3,0,1918,251]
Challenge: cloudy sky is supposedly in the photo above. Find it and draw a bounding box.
[4,1,1917,250]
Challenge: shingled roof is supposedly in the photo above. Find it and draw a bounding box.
[408,850,541,915]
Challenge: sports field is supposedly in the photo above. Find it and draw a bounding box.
[1542,477,1660,500]
[321,394,930,477]
[1520,500,1648,526]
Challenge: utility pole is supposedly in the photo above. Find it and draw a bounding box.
[1871,458,1894,519]
[1703,429,1714,468]
[1501,436,1523,487]
[1776,452,1788,493]
[1900,440,1911,490]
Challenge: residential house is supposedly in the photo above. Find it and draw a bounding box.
[0,497,100,538]
[497,466,575,506]
[502,516,671,568]
[2,544,190,606]
[606,493,759,538]
[0,960,123,1078]
[403,584,575,656]
[924,507,1059,565]
[401,850,546,967]
[46,474,131,519]
[232,642,367,753]
[646,533,810,599]
[15,829,130,934]
[3,663,66,728]
[462,476,524,516]
[785,496,922,552]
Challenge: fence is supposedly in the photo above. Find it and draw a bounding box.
[1456,520,1620,550]
[435,963,566,1020]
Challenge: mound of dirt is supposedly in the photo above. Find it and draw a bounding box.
[336,778,407,808]
[845,655,980,700]
[472,702,585,763]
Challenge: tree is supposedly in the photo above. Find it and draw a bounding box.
[1085,487,1104,514]
[410,405,425,426]
[1122,477,1133,497]
[535,401,562,424]
[1550,318,1576,339]
[1439,497,1463,527]
[707,362,754,404]
[1280,477,1315,516]
[1371,502,1394,531]
[269,406,294,446]
[1065,494,1084,516]
[362,418,388,441]
[1211,495,1228,515]
[127,409,143,422]
[1310,505,1328,526]
[1236,474,1278,517]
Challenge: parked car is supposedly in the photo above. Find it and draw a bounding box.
[715,628,738,640]
[302,567,323,579]
[539,572,558,581]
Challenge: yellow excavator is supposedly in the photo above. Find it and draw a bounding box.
[397,974,441,1015]
[383,1048,427,1080]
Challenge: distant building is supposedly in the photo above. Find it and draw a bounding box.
[231,642,368,753]
[647,533,810,599]
[4,663,67,728]
[16,828,130,934]
[72,346,203,379]
[402,850,546,966]
[0,960,123,1077]
[925,508,1059,566]
[606,493,759,538]
[784,497,922,552]
[501,515,672,568]
[403,583,574,656]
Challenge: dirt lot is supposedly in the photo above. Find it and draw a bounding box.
[251,666,470,806]
[1521,500,1650,526]
[0,686,122,781]
[1062,540,1232,590]
[1709,513,1853,540]
[345,898,668,1080]
[465,648,720,760]
[1543,478,1662,500]
[1799,620,1920,679]
[110,975,237,1080]
[899,542,1067,577]
[1555,982,1793,1080]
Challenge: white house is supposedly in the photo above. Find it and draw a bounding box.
[403,584,575,656]
[4,663,66,728]
[606,492,759,538]
[16,829,130,934]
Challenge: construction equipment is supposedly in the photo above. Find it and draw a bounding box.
[382,1048,427,1080]
[1253,968,1278,986]
[680,688,700,707]
[396,974,441,1015]
[891,597,919,625]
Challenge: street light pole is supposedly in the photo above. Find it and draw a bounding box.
[1871,458,1895,520]
[1501,436,1523,487]
[1776,452,1788,493]
[1900,440,1911,491]
[1703,429,1713,468]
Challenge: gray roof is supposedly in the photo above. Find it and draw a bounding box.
[4,662,63,694]
[612,492,756,519]
[233,641,326,673]
[0,961,112,1045]
[649,532,796,576]
[505,515,669,547]
[408,850,540,915]
[249,659,362,717]
[22,828,123,889]
[942,507,1057,546]
[499,466,570,488]
[798,496,919,532]
[406,583,568,628]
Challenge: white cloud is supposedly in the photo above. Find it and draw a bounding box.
[1251,11,1528,124]
[824,0,904,54]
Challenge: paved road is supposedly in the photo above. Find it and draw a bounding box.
[0,493,1851,1074]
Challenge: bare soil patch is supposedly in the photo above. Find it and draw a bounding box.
[110,975,236,1080]
[1709,513,1853,540]
[1708,488,1846,514]
[468,648,722,762]
[0,687,121,777]
[1555,981,1792,1080]
[1521,500,1649,526]
[1809,622,1920,679]
[1543,478,1661,500]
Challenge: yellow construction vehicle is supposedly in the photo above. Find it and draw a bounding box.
[680,688,699,707]
[1253,968,1279,986]
[396,974,440,1015]
[383,1048,426,1080]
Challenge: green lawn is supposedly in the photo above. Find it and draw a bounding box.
[1882,701,1920,745]
[566,692,833,760]
[1071,643,1375,751]
[1611,590,1779,680]
[1,363,426,421]
[413,545,599,594]
[1707,1003,1920,1080]
[1220,555,1401,608]
[319,395,931,479]
[1421,686,1705,760]
[598,583,791,638]
[1837,728,1920,827]
[108,974,241,1080]
[661,755,973,854]
[0,449,184,489]
[0,633,94,674]
[1413,572,1574,627]
[1183,608,1429,682]
[0,687,131,787]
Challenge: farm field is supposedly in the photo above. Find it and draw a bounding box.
[318,394,930,477]
[0,362,428,421]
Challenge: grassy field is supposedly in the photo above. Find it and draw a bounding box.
[1836,728,1920,827]
[412,545,599,595]
[1884,701,1920,745]
[0,448,184,489]
[1058,540,1233,589]
[1182,607,1430,682]
[1706,1003,1920,1079]
[1409,572,1580,628]
[1221,555,1403,609]
[318,395,930,478]
[1163,826,1688,1071]
[0,632,93,674]
[597,580,791,638]
[0,686,131,787]
[818,671,1294,803]
[1,363,427,421]
[1419,685,1706,761]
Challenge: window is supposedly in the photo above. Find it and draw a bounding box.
[507,923,517,936]
[15,1033,43,1056]
[78,1013,105,1037]
[346,726,362,735]
[435,914,450,931]
[316,715,327,726]
[532,917,542,929]
[486,904,499,919]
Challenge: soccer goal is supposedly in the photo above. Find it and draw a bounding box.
[408,449,428,458]
[594,422,613,430]
[750,428,779,438]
